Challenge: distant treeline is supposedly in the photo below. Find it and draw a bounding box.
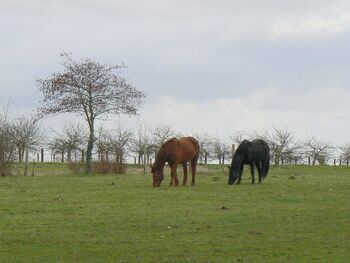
[1,111,350,176]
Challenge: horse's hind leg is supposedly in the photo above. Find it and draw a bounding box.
[255,161,263,184]
[190,157,198,186]
[250,163,255,184]
[182,162,188,186]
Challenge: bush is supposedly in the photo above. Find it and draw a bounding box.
[110,161,127,174]
[93,160,110,174]
[68,161,127,175]
[0,115,16,176]
[93,161,127,174]
[68,162,85,174]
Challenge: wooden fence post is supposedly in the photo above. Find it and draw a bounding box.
[41,148,44,163]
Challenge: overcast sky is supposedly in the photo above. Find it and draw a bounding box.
[1,0,350,144]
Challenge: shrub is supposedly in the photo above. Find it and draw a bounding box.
[93,161,127,175]
[0,115,16,176]
[68,161,85,175]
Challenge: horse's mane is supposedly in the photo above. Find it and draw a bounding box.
[153,138,178,169]
[166,137,178,143]
[234,140,250,154]
[231,139,250,164]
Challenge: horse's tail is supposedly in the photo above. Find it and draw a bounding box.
[189,137,200,158]
[263,153,270,178]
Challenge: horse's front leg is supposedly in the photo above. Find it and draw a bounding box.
[236,164,244,184]
[250,163,255,184]
[170,163,179,187]
[182,162,188,186]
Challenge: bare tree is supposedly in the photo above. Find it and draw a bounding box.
[11,118,27,162]
[129,122,153,171]
[339,143,350,165]
[60,122,86,162]
[11,116,45,175]
[37,52,145,173]
[48,136,65,163]
[0,110,16,176]
[266,128,299,165]
[193,132,214,164]
[107,125,133,165]
[151,125,176,148]
[228,130,248,146]
[304,137,332,165]
[95,126,109,162]
[212,137,230,165]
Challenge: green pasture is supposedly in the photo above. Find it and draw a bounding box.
[0,164,349,262]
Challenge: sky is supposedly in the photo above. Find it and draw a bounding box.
[1,0,350,145]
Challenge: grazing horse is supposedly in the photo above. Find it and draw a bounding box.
[151,137,200,187]
[228,139,270,185]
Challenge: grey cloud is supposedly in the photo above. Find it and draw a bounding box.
[1,0,350,139]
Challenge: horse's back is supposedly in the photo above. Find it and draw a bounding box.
[251,139,270,159]
[178,137,199,153]
[175,137,199,161]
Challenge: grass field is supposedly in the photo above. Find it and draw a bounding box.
[0,164,349,262]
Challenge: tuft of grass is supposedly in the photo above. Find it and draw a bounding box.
[0,165,349,262]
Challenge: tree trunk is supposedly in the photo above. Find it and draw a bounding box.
[274,154,280,165]
[85,124,94,174]
[18,148,22,162]
[24,147,29,176]
[67,150,71,163]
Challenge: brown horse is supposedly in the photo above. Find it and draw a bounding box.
[151,137,200,187]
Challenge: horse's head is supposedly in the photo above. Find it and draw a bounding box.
[151,165,164,187]
[227,165,239,185]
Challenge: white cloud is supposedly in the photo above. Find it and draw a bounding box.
[2,0,350,144]
[271,12,350,40]
[135,87,350,144]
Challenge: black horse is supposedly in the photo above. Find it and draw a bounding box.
[228,139,270,185]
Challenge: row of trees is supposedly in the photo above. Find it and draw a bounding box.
[0,111,45,176]
[2,52,349,176]
[1,108,350,176]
